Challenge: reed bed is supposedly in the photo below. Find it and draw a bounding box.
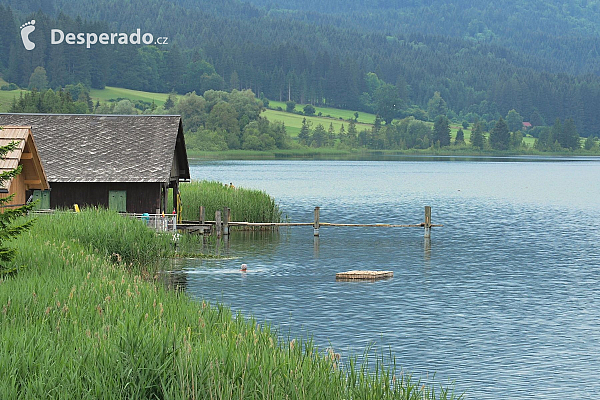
[0,210,461,399]
[170,180,283,224]
[28,209,174,272]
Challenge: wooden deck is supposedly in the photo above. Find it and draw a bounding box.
[335,270,394,281]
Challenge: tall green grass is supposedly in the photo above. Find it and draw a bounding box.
[170,180,283,224]
[0,210,462,399]
[28,209,174,272]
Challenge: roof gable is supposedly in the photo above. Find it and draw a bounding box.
[0,126,49,192]
[0,114,190,183]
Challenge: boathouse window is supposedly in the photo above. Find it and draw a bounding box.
[32,190,50,210]
[108,190,126,213]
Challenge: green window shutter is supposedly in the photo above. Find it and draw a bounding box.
[32,190,50,209]
[108,190,127,212]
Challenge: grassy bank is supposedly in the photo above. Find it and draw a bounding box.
[0,209,461,399]
[170,180,283,223]
[24,209,174,271]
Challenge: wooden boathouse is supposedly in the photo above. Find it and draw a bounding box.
[0,126,49,209]
[0,114,190,213]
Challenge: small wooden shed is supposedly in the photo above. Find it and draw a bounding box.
[0,114,190,214]
[0,126,49,210]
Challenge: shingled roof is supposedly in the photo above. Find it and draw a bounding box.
[0,114,190,183]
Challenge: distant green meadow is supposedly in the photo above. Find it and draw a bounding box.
[0,85,174,113]
[89,86,172,107]
[262,108,372,137]
[0,78,20,112]
[267,100,377,124]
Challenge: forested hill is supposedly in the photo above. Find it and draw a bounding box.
[244,0,600,76]
[3,0,600,136]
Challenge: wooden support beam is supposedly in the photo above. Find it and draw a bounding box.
[24,179,42,185]
[424,206,432,238]
[199,206,205,224]
[21,153,33,159]
[314,206,320,236]
[223,207,230,236]
[215,210,222,238]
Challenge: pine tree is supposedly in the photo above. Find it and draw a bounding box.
[489,117,510,150]
[433,115,451,146]
[561,118,580,150]
[338,124,346,141]
[510,131,524,149]
[311,124,326,147]
[584,136,598,151]
[0,130,36,275]
[454,128,465,145]
[327,123,336,146]
[164,92,177,110]
[530,110,545,127]
[470,122,485,149]
[347,120,357,147]
[298,117,311,146]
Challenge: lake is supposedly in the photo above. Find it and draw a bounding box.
[170,157,600,399]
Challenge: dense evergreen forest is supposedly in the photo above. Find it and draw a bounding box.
[2,0,600,137]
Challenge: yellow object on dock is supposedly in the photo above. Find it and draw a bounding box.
[335,270,393,281]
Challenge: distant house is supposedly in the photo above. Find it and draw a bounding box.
[0,114,190,214]
[0,126,49,210]
[522,122,532,130]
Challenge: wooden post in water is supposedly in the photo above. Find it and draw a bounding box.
[314,206,320,236]
[215,210,222,238]
[199,206,205,224]
[223,207,230,236]
[424,206,432,238]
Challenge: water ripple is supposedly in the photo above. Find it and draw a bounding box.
[174,160,600,400]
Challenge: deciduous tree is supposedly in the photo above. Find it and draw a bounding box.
[303,104,316,116]
[28,66,48,91]
[506,109,523,133]
[427,92,448,121]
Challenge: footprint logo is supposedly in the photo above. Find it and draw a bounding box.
[20,20,36,51]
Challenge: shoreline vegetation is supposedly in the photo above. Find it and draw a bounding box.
[187,147,600,160]
[3,85,600,158]
[168,180,283,224]
[0,209,462,399]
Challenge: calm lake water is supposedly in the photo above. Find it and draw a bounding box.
[170,157,600,399]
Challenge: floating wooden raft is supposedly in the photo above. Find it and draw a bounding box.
[335,270,393,281]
